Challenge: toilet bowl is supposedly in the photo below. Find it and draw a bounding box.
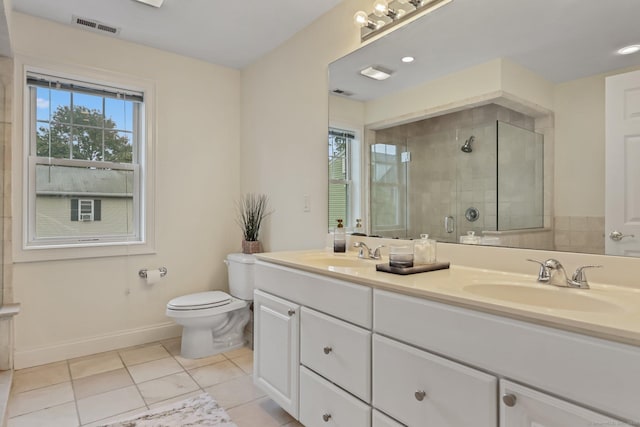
[166,253,255,359]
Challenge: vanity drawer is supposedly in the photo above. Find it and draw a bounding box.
[300,307,371,402]
[374,289,640,421]
[372,334,497,427]
[255,261,372,328]
[372,410,404,427]
[299,366,371,427]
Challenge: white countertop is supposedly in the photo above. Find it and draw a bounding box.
[255,249,640,347]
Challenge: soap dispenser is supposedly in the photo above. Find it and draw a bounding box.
[334,219,346,253]
[414,233,437,265]
[353,218,366,236]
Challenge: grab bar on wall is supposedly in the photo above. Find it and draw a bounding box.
[444,216,455,234]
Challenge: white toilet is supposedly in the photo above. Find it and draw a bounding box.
[166,253,256,359]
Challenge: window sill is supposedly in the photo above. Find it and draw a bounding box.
[13,240,156,263]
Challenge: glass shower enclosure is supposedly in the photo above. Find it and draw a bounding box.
[370,119,543,243]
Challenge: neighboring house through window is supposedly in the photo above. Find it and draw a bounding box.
[25,69,145,248]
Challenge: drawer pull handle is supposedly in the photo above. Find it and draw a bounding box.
[322,413,332,422]
[287,309,295,316]
[323,346,333,354]
[502,393,517,407]
[414,390,427,401]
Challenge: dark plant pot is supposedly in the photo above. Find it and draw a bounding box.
[242,240,263,254]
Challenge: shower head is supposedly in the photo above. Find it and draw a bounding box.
[461,135,475,153]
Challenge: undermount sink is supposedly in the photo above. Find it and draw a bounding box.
[299,253,377,269]
[462,283,623,313]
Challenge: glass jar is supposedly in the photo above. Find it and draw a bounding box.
[414,233,437,265]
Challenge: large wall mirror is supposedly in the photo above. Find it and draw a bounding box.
[328,0,640,257]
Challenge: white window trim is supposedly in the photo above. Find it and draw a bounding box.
[329,122,363,231]
[13,55,157,262]
[78,199,94,222]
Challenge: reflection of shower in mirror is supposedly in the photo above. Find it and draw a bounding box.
[461,135,475,153]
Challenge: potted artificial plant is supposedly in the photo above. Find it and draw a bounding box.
[236,193,271,254]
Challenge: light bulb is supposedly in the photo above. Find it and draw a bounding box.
[373,0,389,17]
[353,10,369,27]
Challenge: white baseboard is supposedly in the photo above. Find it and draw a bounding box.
[14,321,182,369]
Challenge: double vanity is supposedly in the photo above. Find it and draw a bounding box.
[252,244,640,427]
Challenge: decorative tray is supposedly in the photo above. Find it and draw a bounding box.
[376,261,450,275]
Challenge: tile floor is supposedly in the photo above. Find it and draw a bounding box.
[7,339,303,427]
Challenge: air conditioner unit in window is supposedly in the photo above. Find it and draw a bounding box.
[79,214,93,222]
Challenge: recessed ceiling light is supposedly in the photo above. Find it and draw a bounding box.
[132,0,164,8]
[617,45,640,55]
[401,56,415,63]
[360,66,392,81]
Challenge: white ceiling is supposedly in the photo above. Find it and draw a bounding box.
[11,0,344,69]
[330,0,640,101]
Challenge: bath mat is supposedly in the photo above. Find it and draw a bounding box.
[97,392,237,427]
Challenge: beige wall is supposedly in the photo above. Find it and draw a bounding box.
[10,12,242,368]
[241,0,369,251]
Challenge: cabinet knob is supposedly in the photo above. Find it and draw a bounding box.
[323,346,333,354]
[322,413,332,422]
[414,390,427,401]
[287,309,295,316]
[502,393,517,407]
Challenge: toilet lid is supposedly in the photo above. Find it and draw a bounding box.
[167,291,231,310]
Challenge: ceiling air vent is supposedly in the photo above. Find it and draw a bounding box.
[332,89,354,97]
[72,15,121,36]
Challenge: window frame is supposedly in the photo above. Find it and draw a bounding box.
[328,124,363,232]
[15,58,156,262]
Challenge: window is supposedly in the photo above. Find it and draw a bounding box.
[71,199,101,222]
[370,143,406,234]
[328,127,361,231]
[25,70,145,248]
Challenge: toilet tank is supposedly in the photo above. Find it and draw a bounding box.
[226,253,256,300]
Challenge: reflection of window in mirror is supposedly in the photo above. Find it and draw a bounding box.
[370,143,406,236]
[328,127,361,231]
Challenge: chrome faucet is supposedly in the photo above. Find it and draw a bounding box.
[353,241,385,260]
[527,259,602,289]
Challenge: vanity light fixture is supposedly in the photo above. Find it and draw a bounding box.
[360,66,393,81]
[132,0,164,8]
[617,44,640,55]
[401,56,415,63]
[354,0,453,42]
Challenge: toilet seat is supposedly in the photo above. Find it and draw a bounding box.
[167,291,231,311]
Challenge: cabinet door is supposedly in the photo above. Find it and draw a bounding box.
[500,380,633,427]
[373,334,497,427]
[253,289,300,419]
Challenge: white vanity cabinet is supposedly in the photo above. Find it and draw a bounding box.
[372,410,404,427]
[373,334,497,427]
[254,259,640,427]
[500,380,633,427]
[253,289,300,418]
[253,261,374,423]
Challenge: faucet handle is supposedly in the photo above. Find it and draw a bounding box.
[526,259,550,282]
[372,245,385,259]
[571,265,602,288]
